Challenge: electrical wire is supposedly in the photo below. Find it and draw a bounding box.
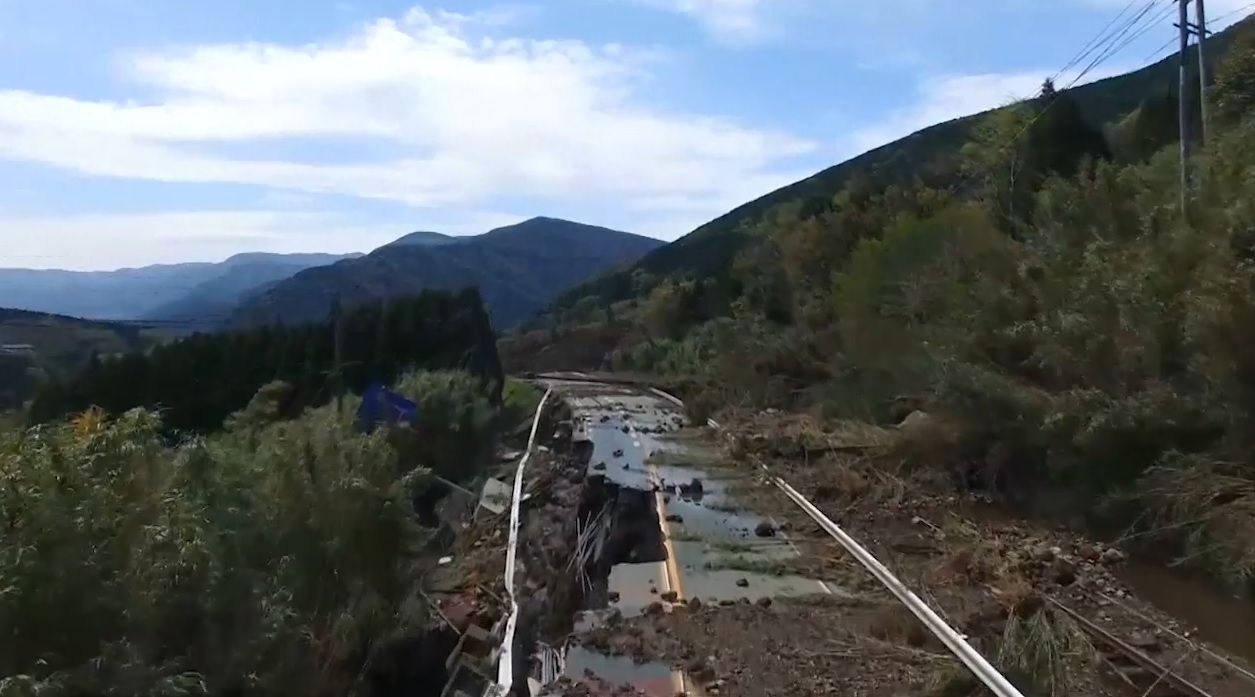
[946,0,1174,201]
[1053,0,1144,82]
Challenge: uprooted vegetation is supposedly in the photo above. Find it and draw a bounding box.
[0,367,521,697]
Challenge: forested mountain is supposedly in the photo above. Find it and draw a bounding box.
[541,17,1249,319]
[30,289,503,432]
[140,253,361,328]
[0,308,146,409]
[230,217,663,330]
[0,252,356,321]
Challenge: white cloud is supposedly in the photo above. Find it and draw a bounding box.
[0,209,528,270]
[643,0,772,42]
[0,7,813,221]
[842,63,1130,160]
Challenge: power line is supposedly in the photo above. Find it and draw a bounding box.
[1066,0,1166,90]
[1053,0,1144,82]
[1145,31,1184,62]
[1100,1,1180,68]
[992,1,1166,156]
[1210,0,1255,24]
[941,0,1175,205]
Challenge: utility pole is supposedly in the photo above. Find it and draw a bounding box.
[1178,0,1193,212]
[1195,0,1210,144]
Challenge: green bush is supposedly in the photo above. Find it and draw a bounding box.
[392,370,497,482]
[0,405,426,695]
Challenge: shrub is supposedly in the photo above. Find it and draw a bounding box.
[392,370,497,482]
[0,404,426,695]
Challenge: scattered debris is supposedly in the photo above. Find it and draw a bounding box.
[753,521,776,538]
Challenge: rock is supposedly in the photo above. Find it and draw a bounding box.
[754,521,776,537]
[593,462,607,471]
[665,514,684,523]
[1100,547,1128,564]
[1080,544,1103,562]
[608,591,621,602]
[623,463,631,470]
[736,578,749,588]
[756,597,773,608]
[661,590,679,602]
[897,410,935,433]
[644,601,664,616]
[687,597,702,609]
[622,425,631,433]
[1032,544,1056,563]
[613,449,624,458]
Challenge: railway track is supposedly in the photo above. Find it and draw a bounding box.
[496,375,1255,697]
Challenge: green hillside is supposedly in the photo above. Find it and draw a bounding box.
[510,19,1255,591]
[544,19,1245,317]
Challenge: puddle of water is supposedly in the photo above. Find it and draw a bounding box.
[606,561,670,617]
[561,647,679,697]
[1117,560,1255,665]
[568,384,843,621]
[669,539,836,602]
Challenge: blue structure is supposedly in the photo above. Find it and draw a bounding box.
[356,382,419,433]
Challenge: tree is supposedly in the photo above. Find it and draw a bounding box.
[962,93,1109,232]
[1214,23,1255,124]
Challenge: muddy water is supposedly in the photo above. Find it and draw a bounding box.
[538,381,841,694]
[561,647,678,697]
[1117,560,1255,665]
[571,386,841,606]
[964,501,1255,668]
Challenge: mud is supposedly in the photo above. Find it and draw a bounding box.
[715,410,1255,697]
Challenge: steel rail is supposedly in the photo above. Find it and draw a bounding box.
[643,382,1026,697]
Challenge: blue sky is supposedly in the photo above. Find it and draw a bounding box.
[0,0,1250,270]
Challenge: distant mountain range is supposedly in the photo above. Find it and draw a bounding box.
[230,217,663,329]
[0,252,358,323]
[0,216,662,332]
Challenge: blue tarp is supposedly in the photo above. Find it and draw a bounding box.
[355,382,419,433]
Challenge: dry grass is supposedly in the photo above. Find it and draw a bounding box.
[998,609,1098,697]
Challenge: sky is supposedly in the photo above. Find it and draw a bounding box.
[0,0,1251,270]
